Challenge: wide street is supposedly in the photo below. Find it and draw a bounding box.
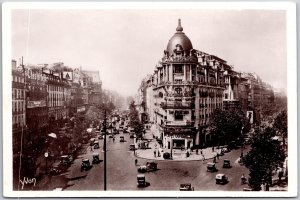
[58,131,250,191]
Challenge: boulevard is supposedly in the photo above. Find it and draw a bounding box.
[35,128,250,191]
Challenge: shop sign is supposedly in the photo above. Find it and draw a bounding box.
[27,100,46,108]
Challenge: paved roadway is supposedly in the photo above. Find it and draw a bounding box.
[62,131,250,191]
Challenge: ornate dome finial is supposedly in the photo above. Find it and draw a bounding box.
[176,19,183,32]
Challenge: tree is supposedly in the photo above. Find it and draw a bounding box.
[85,106,101,128]
[242,125,286,190]
[128,101,144,139]
[210,108,246,145]
[273,110,287,139]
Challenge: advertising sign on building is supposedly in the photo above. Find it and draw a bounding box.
[73,68,81,84]
[63,71,73,81]
[27,100,47,108]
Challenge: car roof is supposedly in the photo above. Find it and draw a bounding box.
[216,174,225,178]
[82,158,89,161]
[137,174,145,178]
[93,153,99,156]
[207,162,215,165]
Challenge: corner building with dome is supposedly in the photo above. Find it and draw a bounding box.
[145,19,230,149]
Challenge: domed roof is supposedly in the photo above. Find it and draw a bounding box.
[166,19,193,54]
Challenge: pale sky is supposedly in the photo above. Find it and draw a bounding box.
[11,9,287,96]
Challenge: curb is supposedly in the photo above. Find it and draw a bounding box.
[133,151,216,162]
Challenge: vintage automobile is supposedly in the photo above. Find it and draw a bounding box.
[123,128,129,133]
[90,138,96,146]
[98,135,104,140]
[179,183,194,191]
[244,137,251,145]
[92,153,101,164]
[129,144,137,151]
[60,155,73,166]
[221,145,230,153]
[137,174,146,187]
[93,141,100,149]
[81,158,92,171]
[109,134,114,138]
[216,174,228,184]
[207,162,217,172]
[120,136,125,142]
[223,159,231,168]
[137,161,158,173]
[50,163,64,175]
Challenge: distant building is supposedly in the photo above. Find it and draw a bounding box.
[42,67,71,126]
[81,70,101,83]
[25,65,49,146]
[241,72,274,122]
[12,60,26,154]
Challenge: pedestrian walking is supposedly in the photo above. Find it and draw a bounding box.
[135,159,138,166]
[212,146,214,152]
[154,150,156,157]
[200,149,203,155]
[196,149,199,155]
[266,183,270,191]
[213,156,216,163]
[202,154,205,162]
[90,146,94,152]
[113,137,115,143]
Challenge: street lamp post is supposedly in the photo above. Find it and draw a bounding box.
[44,151,49,174]
[103,110,107,191]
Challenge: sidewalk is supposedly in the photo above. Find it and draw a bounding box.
[135,124,220,161]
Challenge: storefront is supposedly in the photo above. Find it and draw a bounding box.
[163,127,195,150]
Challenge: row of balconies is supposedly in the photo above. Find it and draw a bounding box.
[160,102,195,109]
[165,120,195,127]
[154,80,226,89]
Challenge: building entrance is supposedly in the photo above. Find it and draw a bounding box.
[172,139,185,149]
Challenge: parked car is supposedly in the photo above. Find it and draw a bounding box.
[120,136,125,142]
[60,155,73,166]
[49,163,64,176]
[244,137,251,145]
[207,162,217,172]
[137,161,158,173]
[222,145,230,153]
[179,183,194,191]
[81,159,92,171]
[92,153,101,164]
[98,135,103,139]
[93,141,100,149]
[216,174,228,184]
[137,174,146,187]
[129,144,137,151]
[90,138,96,146]
[223,159,231,168]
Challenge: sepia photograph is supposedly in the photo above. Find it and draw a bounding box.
[2,2,297,198]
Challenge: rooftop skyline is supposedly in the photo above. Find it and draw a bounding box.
[12,9,287,96]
